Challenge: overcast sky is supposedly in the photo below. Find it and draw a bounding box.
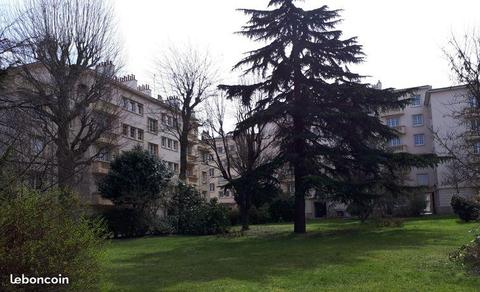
[115,0,480,93]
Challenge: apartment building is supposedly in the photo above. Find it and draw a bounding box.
[426,85,479,213]
[380,84,480,214]
[76,74,185,206]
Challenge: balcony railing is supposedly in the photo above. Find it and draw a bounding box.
[465,130,480,141]
[388,144,408,153]
[393,125,406,134]
[380,108,405,117]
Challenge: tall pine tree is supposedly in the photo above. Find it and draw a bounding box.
[220,0,439,233]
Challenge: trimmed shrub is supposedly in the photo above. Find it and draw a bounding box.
[101,208,150,238]
[167,183,230,235]
[451,195,480,222]
[0,188,106,291]
[269,196,295,222]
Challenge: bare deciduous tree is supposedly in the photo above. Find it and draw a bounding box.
[3,0,121,190]
[433,33,480,192]
[203,92,279,231]
[155,46,217,181]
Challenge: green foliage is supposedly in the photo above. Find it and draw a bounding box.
[220,0,441,232]
[269,196,295,222]
[101,208,150,238]
[248,205,271,225]
[228,208,241,226]
[451,226,480,274]
[451,195,480,222]
[99,145,171,212]
[347,200,375,223]
[0,188,107,291]
[167,183,230,235]
[394,193,427,217]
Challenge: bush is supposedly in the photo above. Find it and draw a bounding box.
[101,208,150,238]
[0,188,106,291]
[248,204,271,224]
[228,208,240,226]
[394,193,427,217]
[167,183,230,235]
[347,200,375,222]
[269,197,295,222]
[451,195,480,222]
[451,232,480,274]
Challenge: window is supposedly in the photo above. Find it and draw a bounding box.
[468,96,478,108]
[148,143,158,156]
[202,152,209,163]
[167,139,172,149]
[209,168,215,177]
[161,113,167,124]
[123,97,144,115]
[130,100,136,112]
[218,147,224,154]
[474,142,480,154]
[416,174,429,186]
[209,183,215,192]
[225,190,230,197]
[130,127,136,138]
[387,117,400,128]
[389,137,401,146]
[122,124,128,136]
[471,120,480,132]
[137,129,144,141]
[148,118,158,133]
[173,163,179,173]
[173,141,178,151]
[167,116,172,126]
[412,114,424,127]
[410,95,421,107]
[97,148,111,162]
[218,191,224,198]
[138,104,144,115]
[161,137,166,147]
[202,171,207,183]
[414,134,425,146]
[229,145,235,151]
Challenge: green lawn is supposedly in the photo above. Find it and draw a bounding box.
[101,217,480,291]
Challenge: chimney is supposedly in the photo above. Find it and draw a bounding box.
[374,80,382,90]
[117,74,138,89]
[137,84,152,96]
[96,60,115,77]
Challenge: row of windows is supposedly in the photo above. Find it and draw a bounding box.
[162,136,178,151]
[386,114,424,128]
[389,134,425,147]
[122,124,144,141]
[123,97,144,115]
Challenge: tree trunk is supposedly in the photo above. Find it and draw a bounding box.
[239,191,250,231]
[56,122,75,190]
[179,131,188,181]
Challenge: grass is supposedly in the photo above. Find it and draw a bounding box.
[101,216,480,291]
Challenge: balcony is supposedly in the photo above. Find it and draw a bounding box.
[464,108,480,118]
[92,161,110,175]
[187,152,197,162]
[380,108,405,118]
[97,131,119,145]
[393,125,406,134]
[388,144,408,153]
[465,131,480,141]
[94,100,119,115]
